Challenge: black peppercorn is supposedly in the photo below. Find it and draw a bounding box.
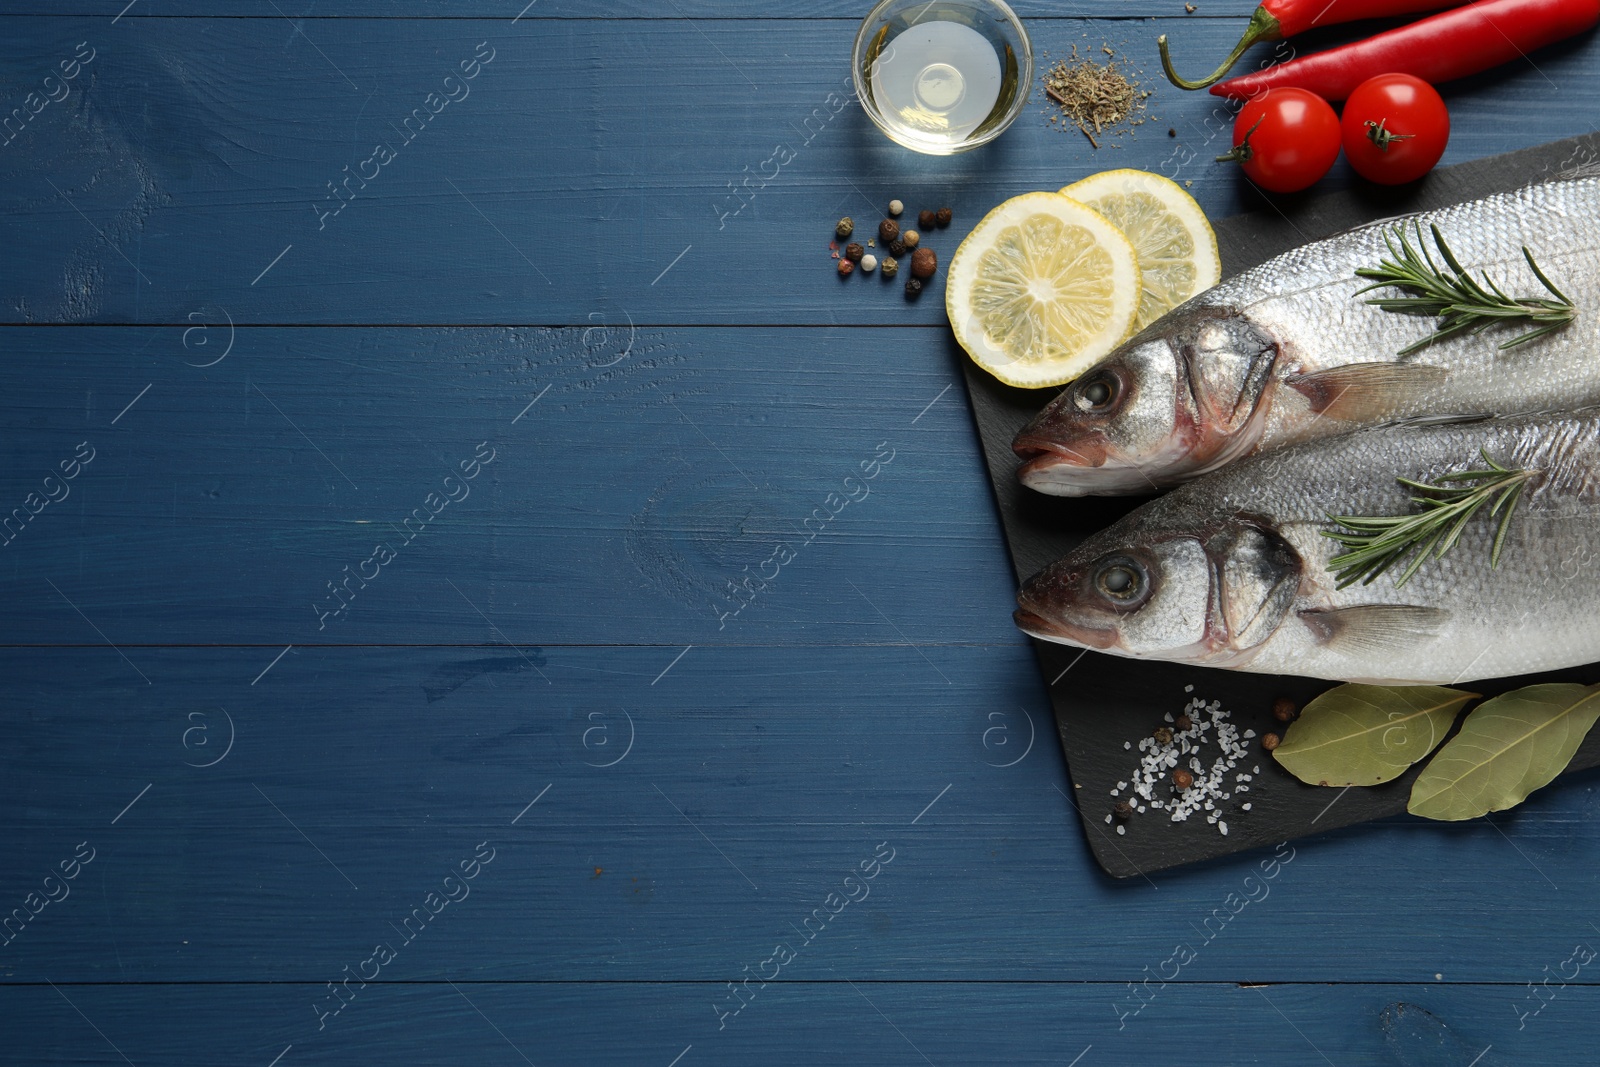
[845,242,864,263]
[904,277,922,298]
[935,207,952,227]
[910,247,937,279]
[1174,714,1192,732]
[837,259,854,277]
[918,209,937,229]
[1168,128,1177,137]
[1272,698,1298,722]
[878,218,899,243]
[1112,800,1134,820]
[888,239,907,258]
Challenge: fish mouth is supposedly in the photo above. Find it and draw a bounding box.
[1014,438,1162,497]
[1012,605,1117,650]
[1013,435,1120,497]
[1013,434,1106,468]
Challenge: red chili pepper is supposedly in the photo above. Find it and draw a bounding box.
[1211,0,1600,99]
[1159,0,1464,89]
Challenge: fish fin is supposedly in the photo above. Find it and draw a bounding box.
[1285,363,1449,422]
[1298,605,1448,657]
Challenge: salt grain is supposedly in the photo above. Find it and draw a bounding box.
[1116,824,1126,835]
[1108,693,1264,838]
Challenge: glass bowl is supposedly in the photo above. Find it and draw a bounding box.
[852,0,1033,156]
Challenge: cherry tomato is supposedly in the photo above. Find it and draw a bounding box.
[1341,73,1450,185]
[1217,87,1341,194]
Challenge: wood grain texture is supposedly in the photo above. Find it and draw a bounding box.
[5,4,1600,1064]
[4,644,1600,988]
[0,981,1589,1064]
[0,16,1595,324]
[0,325,1011,645]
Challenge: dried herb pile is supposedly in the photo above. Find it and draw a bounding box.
[1043,44,1153,148]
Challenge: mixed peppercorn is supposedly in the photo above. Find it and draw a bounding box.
[831,200,952,299]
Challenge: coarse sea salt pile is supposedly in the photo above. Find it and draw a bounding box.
[1104,696,1260,837]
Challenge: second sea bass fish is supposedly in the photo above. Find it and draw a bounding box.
[1012,175,1600,496]
[1013,411,1600,684]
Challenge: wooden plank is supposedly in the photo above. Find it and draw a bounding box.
[0,980,1588,1064]
[0,16,1595,325]
[4,644,1600,985]
[0,324,1017,645]
[0,11,1594,1067]
[0,2,1265,19]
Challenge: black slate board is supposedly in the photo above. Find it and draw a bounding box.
[962,131,1600,880]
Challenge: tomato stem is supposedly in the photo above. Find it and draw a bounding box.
[1215,115,1265,164]
[1364,118,1415,151]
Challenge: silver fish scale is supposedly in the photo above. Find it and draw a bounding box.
[1193,176,1600,447]
[1132,411,1600,682]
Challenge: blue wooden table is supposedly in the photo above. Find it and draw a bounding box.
[5,3,1600,1064]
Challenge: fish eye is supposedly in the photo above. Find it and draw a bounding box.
[1095,559,1147,604]
[1073,372,1119,413]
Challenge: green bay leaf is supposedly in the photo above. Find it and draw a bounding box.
[1408,683,1600,822]
[1274,683,1476,787]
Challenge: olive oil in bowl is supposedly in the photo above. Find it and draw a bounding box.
[853,0,1032,155]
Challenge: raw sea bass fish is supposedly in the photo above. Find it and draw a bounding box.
[1014,411,1600,684]
[1013,175,1600,496]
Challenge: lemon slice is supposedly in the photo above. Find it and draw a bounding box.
[1060,169,1220,334]
[946,191,1141,389]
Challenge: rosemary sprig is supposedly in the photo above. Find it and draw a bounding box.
[1355,222,1575,356]
[1322,449,1535,589]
